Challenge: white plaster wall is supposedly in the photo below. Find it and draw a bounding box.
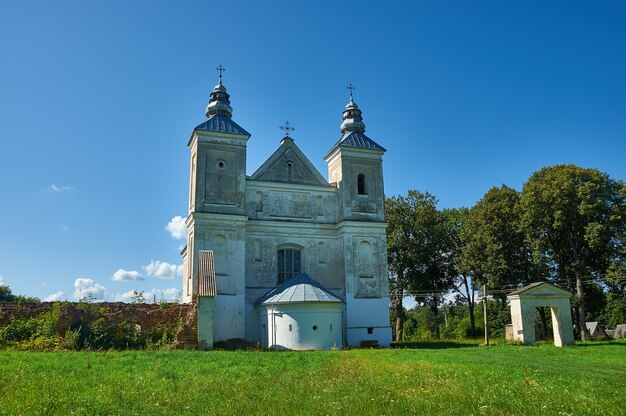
[345,297,392,346]
[551,304,574,346]
[213,294,246,342]
[509,299,525,343]
[197,296,214,349]
[186,213,247,339]
[258,303,343,350]
[339,222,392,347]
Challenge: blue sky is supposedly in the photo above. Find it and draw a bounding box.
[1,1,625,302]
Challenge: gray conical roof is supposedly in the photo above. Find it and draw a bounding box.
[255,273,343,306]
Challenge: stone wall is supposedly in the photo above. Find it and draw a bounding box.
[0,301,198,348]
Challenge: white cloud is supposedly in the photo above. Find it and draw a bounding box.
[60,224,70,231]
[111,269,144,282]
[0,276,4,286]
[114,290,137,302]
[50,184,73,192]
[144,260,183,279]
[44,291,64,302]
[166,216,186,240]
[73,278,106,301]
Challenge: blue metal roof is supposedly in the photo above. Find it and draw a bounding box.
[325,131,386,158]
[195,115,250,136]
[255,273,343,306]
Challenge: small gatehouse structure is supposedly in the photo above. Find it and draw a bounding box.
[507,282,574,347]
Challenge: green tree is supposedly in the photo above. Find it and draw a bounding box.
[0,284,40,303]
[386,191,456,340]
[602,260,626,328]
[386,191,425,341]
[602,292,626,328]
[0,284,14,302]
[455,186,533,336]
[131,290,146,304]
[441,207,479,337]
[519,165,626,340]
[460,185,533,292]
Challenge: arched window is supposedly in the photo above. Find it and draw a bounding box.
[357,173,367,195]
[277,248,302,283]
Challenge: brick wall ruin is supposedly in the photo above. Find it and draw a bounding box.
[0,301,198,349]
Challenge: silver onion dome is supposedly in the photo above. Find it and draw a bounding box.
[340,97,366,134]
[205,79,233,118]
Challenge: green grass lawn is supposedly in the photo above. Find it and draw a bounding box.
[0,341,624,415]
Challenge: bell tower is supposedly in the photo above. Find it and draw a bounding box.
[183,67,249,342]
[188,66,249,216]
[325,85,392,346]
[324,85,386,222]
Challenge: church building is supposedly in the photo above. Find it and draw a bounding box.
[182,71,392,349]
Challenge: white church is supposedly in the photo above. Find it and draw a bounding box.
[181,71,392,349]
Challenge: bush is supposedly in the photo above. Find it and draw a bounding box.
[0,302,188,351]
[0,317,41,344]
[0,303,61,349]
[62,328,81,350]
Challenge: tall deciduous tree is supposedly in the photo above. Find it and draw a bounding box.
[386,191,426,341]
[519,165,626,340]
[441,207,478,336]
[459,185,533,294]
[386,191,456,340]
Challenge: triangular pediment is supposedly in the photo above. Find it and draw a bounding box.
[250,137,329,186]
[508,282,572,298]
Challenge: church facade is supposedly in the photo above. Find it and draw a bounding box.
[182,74,392,348]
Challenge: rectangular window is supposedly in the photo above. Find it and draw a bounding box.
[367,327,374,334]
[277,248,302,283]
[277,250,285,283]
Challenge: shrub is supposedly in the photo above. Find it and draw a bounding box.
[62,328,81,351]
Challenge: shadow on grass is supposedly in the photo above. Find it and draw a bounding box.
[573,340,626,347]
[392,341,481,349]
